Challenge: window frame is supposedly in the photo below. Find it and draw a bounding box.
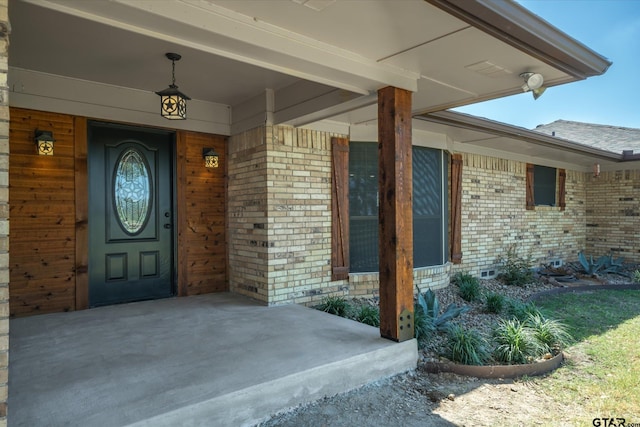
[345,142,449,273]
[525,163,566,211]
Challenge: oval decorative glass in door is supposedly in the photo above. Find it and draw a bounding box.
[113,148,152,234]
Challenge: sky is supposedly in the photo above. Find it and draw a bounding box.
[455,0,640,130]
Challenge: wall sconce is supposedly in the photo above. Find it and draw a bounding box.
[155,53,190,120]
[34,130,55,155]
[520,72,546,100]
[203,148,219,168]
[593,163,600,177]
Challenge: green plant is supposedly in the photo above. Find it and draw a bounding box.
[497,245,534,286]
[318,296,351,317]
[634,270,640,283]
[600,253,625,273]
[446,324,491,365]
[525,312,572,353]
[504,298,541,321]
[413,305,432,342]
[354,305,380,327]
[577,252,606,275]
[484,292,505,314]
[453,272,481,302]
[535,290,640,416]
[414,289,471,336]
[493,318,545,364]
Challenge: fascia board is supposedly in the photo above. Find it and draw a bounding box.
[426,0,612,79]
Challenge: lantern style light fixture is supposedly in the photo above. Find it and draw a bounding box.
[34,130,55,155]
[156,53,190,120]
[203,148,219,168]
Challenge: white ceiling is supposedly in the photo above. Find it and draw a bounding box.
[8,0,608,133]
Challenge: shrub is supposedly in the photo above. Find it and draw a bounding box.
[453,272,482,302]
[525,312,572,352]
[413,304,432,342]
[446,324,491,366]
[318,296,351,317]
[634,270,640,284]
[354,305,380,327]
[415,289,470,333]
[504,298,540,322]
[497,245,534,286]
[577,252,606,275]
[577,252,625,276]
[493,318,545,364]
[484,292,505,314]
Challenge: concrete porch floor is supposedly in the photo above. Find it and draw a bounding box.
[8,293,417,426]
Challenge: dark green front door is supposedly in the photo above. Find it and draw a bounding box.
[88,122,174,306]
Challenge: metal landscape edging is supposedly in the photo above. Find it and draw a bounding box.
[424,351,563,379]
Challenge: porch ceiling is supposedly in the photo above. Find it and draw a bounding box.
[8,0,610,130]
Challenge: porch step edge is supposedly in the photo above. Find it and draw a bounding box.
[127,338,418,427]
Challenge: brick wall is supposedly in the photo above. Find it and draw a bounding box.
[228,137,612,306]
[228,126,270,302]
[228,125,347,306]
[455,153,587,276]
[0,0,8,422]
[586,169,640,263]
[348,265,451,298]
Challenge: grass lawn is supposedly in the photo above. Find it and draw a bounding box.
[535,289,640,424]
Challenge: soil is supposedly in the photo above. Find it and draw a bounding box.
[258,267,637,427]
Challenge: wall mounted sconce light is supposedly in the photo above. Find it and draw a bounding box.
[34,130,55,155]
[593,163,600,177]
[520,72,546,100]
[203,148,219,168]
[156,53,190,120]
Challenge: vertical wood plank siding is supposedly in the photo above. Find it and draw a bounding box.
[177,130,228,295]
[10,109,76,315]
[9,108,228,317]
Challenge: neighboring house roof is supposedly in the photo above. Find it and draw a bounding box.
[533,120,640,155]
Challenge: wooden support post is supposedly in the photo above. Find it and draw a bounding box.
[377,86,414,342]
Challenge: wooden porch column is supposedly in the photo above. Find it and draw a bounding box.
[378,86,414,342]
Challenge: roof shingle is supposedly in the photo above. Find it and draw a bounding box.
[533,120,640,155]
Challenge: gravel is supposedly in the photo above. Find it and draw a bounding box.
[259,268,639,427]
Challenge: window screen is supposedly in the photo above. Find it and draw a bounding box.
[413,147,446,267]
[349,142,379,272]
[348,142,448,272]
[534,165,556,206]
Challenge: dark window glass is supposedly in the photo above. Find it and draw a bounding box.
[348,143,447,272]
[413,147,446,267]
[534,165,556,206]
[349,142,379,272]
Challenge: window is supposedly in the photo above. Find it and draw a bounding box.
[534,165,556,206]
[348,142,379,272]
[413,147,448,267]
[347,142,448,273]
[526,164,566,210]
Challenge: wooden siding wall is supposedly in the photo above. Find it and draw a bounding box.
[9,108,228,317]
[177,131,228,295]
[10,109,76,315]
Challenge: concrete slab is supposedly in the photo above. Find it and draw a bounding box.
[9,293,417,426]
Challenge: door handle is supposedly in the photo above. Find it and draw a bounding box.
[164,224,172,229]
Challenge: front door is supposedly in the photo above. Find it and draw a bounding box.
[88,122,175,306]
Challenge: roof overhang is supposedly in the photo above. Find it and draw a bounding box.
[415,110,639,171]
[8,0,612,134]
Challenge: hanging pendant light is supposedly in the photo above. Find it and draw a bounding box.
[156,53,191,120]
